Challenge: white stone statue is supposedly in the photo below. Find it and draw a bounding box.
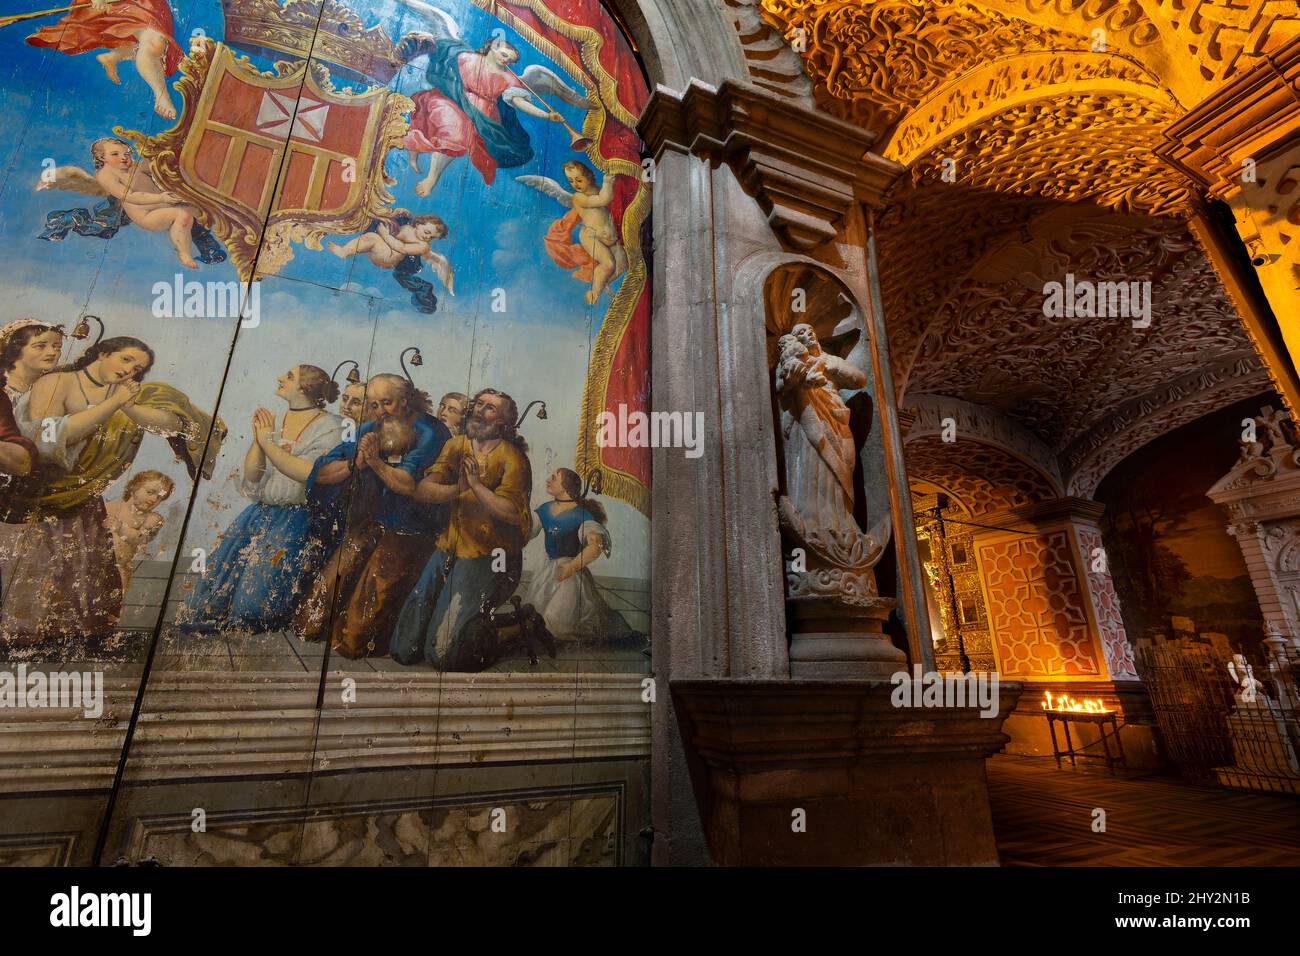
[1222,652,1300,778]
[1227,653,1267,707]
[774,323,866,537]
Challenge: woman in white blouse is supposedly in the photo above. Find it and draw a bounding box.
[177,365,344,633]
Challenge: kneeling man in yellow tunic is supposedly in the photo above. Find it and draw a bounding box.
[389,388,532,668]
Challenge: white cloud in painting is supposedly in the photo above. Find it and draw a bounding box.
[491,218,531,273]
[338,280,385,299]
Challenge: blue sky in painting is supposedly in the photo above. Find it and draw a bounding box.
[0,0,615,327]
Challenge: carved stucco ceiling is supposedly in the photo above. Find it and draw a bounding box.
[910,478,970,522]
[753,1,1291,494]
[877,182,1057,391]
[896,91,1193,216]
[911,477,968,510]
[881,184,1273,494]
[761,0,1300,123]
[904,435,1058,515]
[899,199,1270,452]
[758,0,1299,215]
[758,0,1085,131]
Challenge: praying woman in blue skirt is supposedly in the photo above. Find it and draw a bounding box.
[177,365,345,634]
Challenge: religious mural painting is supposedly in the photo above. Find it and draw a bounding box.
[0,0,651,863]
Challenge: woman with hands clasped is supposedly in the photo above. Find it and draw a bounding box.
[178,365,344,634]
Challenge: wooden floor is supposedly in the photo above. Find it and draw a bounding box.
[988,754,1300,866]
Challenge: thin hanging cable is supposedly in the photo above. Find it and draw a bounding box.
[917,509,1038,536]
[91,4,332,867]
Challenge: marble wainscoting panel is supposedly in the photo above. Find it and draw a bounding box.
[125,785,624,866]
[0,831,80,866]
[0,677,135,792]
[0,672,650,794]
[0,790,118,865]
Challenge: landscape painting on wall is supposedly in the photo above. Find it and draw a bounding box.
[1096,396,1270,652]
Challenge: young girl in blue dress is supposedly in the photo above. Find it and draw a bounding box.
[525,467,637,643]
[178,364,344,633]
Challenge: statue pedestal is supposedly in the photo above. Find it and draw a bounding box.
[1224,704,1300,775]
[787,595,906,679]
[672,678,1021,865]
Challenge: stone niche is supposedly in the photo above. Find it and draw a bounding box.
[666,260,1020,866]
[764,261,904,679]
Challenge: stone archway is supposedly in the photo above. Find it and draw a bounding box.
[890,203,1274,494]
[618,0,1299,859]
[903,422,1151,760]
[755,0,1300,412]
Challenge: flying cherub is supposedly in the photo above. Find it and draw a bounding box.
[328,214,455,313]
[105,469,174,594]
[519,161,627,304]
[37,136,202,268]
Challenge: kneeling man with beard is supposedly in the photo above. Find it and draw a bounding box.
[390,388,532,668]
[294,373,450,658]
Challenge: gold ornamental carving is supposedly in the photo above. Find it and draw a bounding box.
[758,0,1298,214]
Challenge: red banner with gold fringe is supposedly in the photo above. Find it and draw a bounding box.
[480,0,651,516]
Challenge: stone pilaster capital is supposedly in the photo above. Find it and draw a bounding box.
[638,80,904,250]
[1227,519,1265,539]
[975,496,1106,536]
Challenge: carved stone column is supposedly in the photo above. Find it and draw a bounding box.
[639,79,914,688]
[641,80,921,679]
[1209,406,1300,655]
[640,79,1018,865]
[639,81,796,866]
[1226,518,1290,632]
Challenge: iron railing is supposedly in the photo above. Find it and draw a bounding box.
[1138,638,1300,796]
